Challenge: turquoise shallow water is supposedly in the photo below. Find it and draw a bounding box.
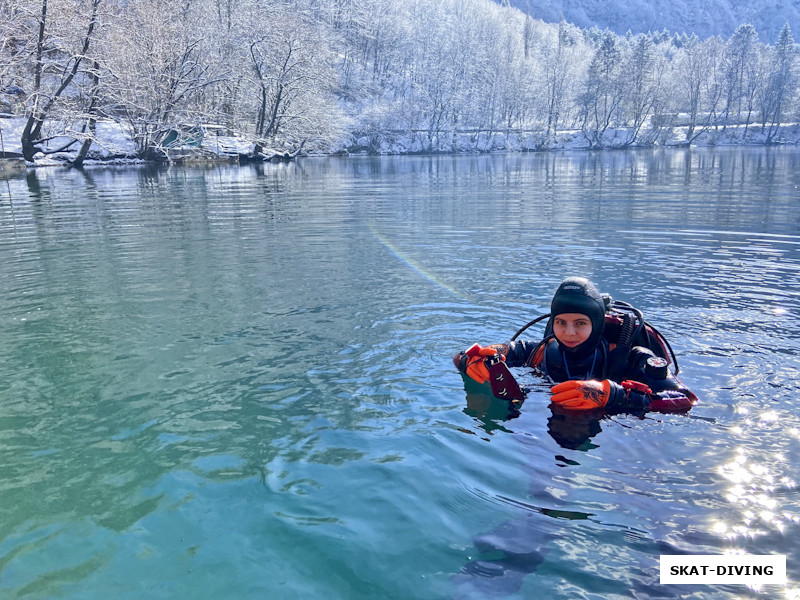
[1,149,800,599]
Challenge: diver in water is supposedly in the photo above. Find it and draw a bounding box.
[453,277,697,413]
[451,278,698,597]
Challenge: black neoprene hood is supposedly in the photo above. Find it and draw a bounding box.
[550,277,606,355]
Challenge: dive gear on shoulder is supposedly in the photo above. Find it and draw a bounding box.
[515,296,680,377]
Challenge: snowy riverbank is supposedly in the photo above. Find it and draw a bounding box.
[343,122,800,154]
[2,116,799,170]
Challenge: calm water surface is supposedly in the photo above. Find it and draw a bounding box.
[1,148,800,599]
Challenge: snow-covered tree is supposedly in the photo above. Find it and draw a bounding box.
[540,17,584,137]
[0,1,33,110]
[98,0,224,159]
[673,35,726,142]
[722,24,759,128]
[620,34,666,145]
[16,0,103,161]
[761,23,797,143]
[579,30,624,147]
[247,9,343,152]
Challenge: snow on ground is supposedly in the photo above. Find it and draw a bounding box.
[343,123,800,154]
[2,116,799,168]
[0,117,140,166]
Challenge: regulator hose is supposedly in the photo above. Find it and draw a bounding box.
[510,313,551,341]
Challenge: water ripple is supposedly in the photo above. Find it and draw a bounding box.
[3,152,800,599]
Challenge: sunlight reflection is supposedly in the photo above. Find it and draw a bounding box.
[715,450,798,541]
[761,411,780,423]
[785,586,800,599]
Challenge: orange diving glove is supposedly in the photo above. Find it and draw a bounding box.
[453,343,504,384]
[550,379,612,410]
[550,379,660,412]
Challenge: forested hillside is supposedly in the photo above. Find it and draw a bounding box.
[1,0,798,162]
[506,0,800,43]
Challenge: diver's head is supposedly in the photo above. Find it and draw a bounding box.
[550,277,606,356]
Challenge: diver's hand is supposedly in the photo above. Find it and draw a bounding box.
[453,343,504,384]
[550,379,652,412]
[551,379,694,413]
[549,379,612,409]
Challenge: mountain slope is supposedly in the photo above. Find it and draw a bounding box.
[506,0,799,42]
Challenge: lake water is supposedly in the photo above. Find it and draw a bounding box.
[2,148,800,600]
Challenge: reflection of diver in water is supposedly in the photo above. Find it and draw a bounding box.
[451,278,700,596]
[546,405,604,451]
[451,517,549,598]
[454,383,603,598]
[462,378,603,451]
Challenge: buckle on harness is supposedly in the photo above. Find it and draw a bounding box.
[484,353,503,367]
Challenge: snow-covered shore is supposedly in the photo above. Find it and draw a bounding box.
[0,117,260,168]
[2,116,798,170]
[343,123,800,154]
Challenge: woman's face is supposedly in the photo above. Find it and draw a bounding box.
[552,313,593,349]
